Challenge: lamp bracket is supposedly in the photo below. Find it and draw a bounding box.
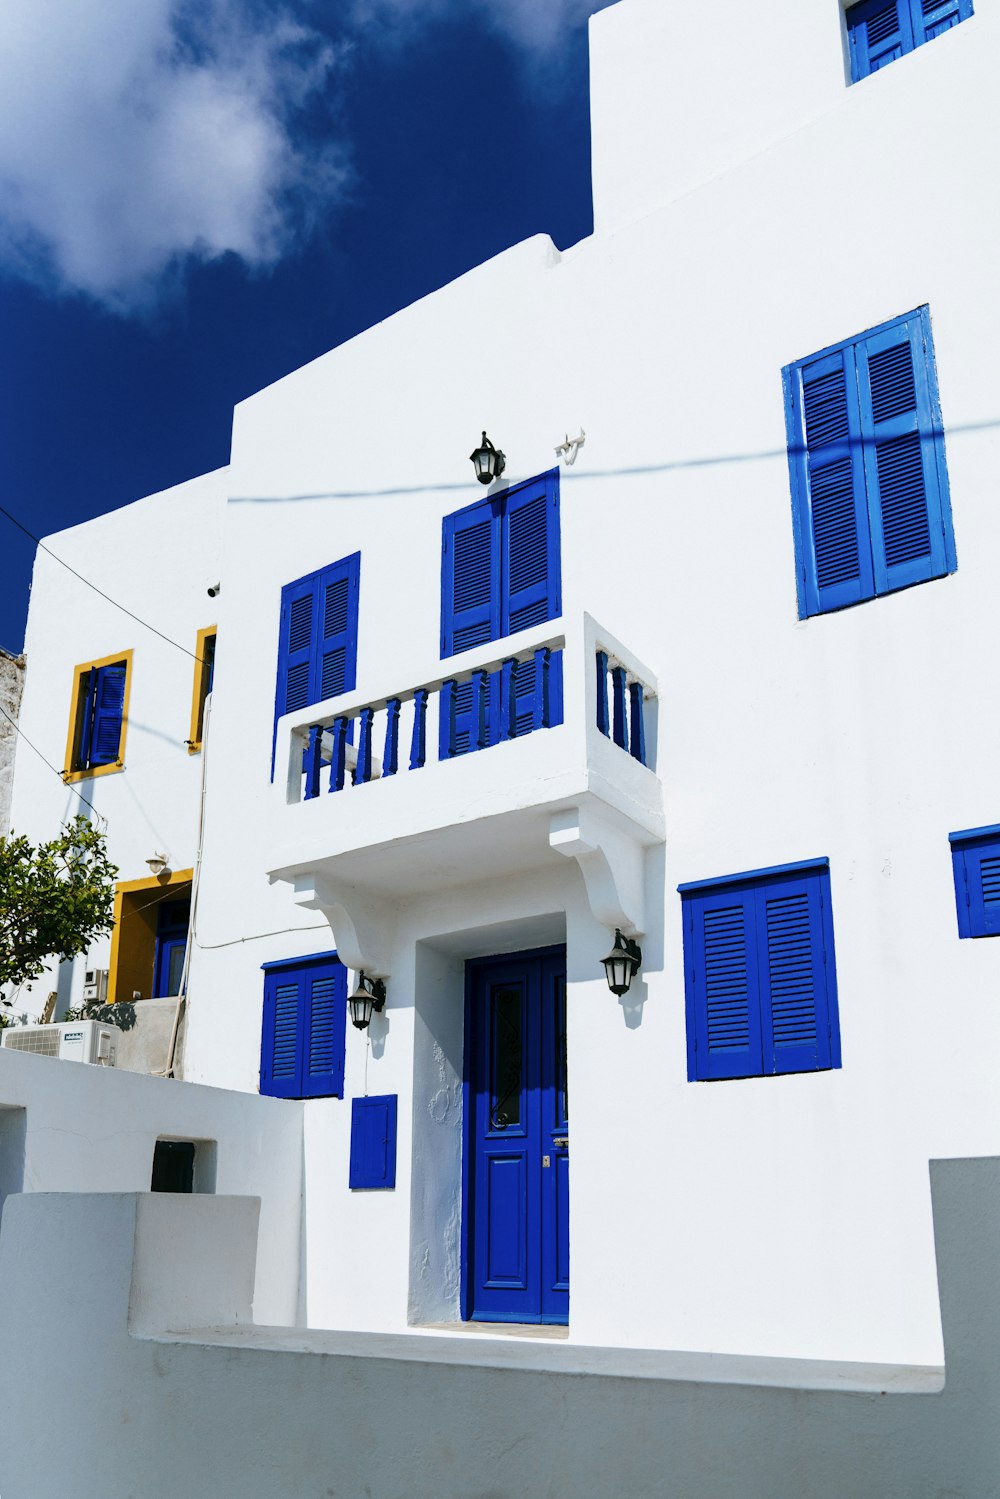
[290,875,393,977]
[549,805,646,936]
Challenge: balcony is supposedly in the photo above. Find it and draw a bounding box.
[266,613,664,972]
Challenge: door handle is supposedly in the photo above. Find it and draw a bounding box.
[552,1136,569,1148]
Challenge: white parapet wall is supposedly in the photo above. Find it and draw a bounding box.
[0,1047,303,1324]
[0,1157,996,1499]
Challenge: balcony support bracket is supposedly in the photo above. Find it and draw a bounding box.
[290,874,393,977]
[548,805,646,937]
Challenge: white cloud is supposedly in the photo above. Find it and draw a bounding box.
[0,0,347,312]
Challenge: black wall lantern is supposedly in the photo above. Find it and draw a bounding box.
[470,431,506,486]
[601,929,642,997]
[348,973,387,1030]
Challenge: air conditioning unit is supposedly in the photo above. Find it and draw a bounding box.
[1,1020,117,1066]
[82,968,109,1004]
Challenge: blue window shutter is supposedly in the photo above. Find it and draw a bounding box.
[77,669,98,768]
[441,497,501,657]
[950,829,1000,938]
[754,871,833,1074]
[278,577,317,718]
[917,0,973,42]
[684,887,763,1081]
[785,349,873,617]
[502,473,561,636]
[349,1095,398,1189]
[846,0,912,79]
[301,964,347,1098]
[260,955,346,1100]
[856,311,953,595]
[88,663,127,767]
[317,555,360,702]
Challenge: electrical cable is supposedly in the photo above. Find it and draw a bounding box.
[0,699,107,828]
[0,502,208,664]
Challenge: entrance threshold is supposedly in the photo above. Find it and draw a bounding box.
[414,1321,569,1341]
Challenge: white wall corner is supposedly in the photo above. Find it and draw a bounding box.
[290,873,393,976]
[548,805,646,936]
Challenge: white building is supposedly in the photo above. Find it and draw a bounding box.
[3,2,1000,1488]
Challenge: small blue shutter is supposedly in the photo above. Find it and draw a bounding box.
[786,349,873,616]
[950,829,1000,938]
[856,311,951,595]
[502,473,561,636]
[349,1095,398,1189]
[684,887,763,1081]
[273,554,361,774]
[88,662,127,767]
[847,0,912,79]
[919,0,973,40]
[754,872,832,1074]
[260,955,346,1100]
[441,496,501,657]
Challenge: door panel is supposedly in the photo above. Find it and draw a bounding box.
[467,949,568,1325]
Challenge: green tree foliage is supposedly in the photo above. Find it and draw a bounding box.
[0,817,117,992]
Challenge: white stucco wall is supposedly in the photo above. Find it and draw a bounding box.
[7,0,1000,1375]
[0,647,24,837]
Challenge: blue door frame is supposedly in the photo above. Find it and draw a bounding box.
[462,945,569,1325]
[152,900,190,999]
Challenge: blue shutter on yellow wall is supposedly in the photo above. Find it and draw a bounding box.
[441,471,560,659]
[784,307,954,618]
[260,953,346,1100]
[681,861,841,1082]
[847,0,971,79]
[273,554,360,773]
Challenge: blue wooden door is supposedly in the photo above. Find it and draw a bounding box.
[153,900,190,998]
[466,949,568,1325]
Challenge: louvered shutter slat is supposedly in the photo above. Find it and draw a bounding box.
[260,957,346,1099]
[857,315,948,594]
[503,476,560,637]
[919,0,972,41]
[846,0,912,77]
[301,966,346,1098]
[756,879,831,1073]
[967,845,1000,937]
[687,892,763,1081]
[441,498,501,657]
[88,663,127,767]
[793,349,874,614]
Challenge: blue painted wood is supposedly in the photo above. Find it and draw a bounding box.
[847,0,970,80]
[439,679,457,759]
[595,650,609,737]
[784,306,955,619]
[383,698,400,777]
[260,954,346,1100]
[950,830,1000,938]
[533,648,551,731]
[409,688,428,769]
[354,706,374,784]
[500,658,516,739]
[272,553,360,778]
[678,856,830,894]
[628,681,646,765]
[611,666,627,750]
[681,865,840,1082]
[441,496,501,658]
[152,900,189,999]
[88,662,127,767]
[465,947,568,1326]
[329,716,348,793]
[502,472,561,636]
[349,1096,398,1189]
[304,724,323,800]
[471,669,489,750]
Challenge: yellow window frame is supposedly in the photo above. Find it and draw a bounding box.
[107,868,194,1005]
[63,648,134,785]
[187,626,217,754]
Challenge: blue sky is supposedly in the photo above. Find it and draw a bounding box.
[0,0,611,653]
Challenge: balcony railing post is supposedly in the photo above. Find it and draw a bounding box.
[628,680,646,766]
[611,665,628,751]
[472,669,489,751]
[533,647,551,731]
[596,650,610,737]
[383,697,400,777]
[304,724,323,801]
[329,716,348,793]
[500,658,517,740]
[410,688,428,770]
[439,679,457,760]
[355,706,374,784]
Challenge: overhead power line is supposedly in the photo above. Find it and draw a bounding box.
[0,700,107,828]
[0,502,206,664]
